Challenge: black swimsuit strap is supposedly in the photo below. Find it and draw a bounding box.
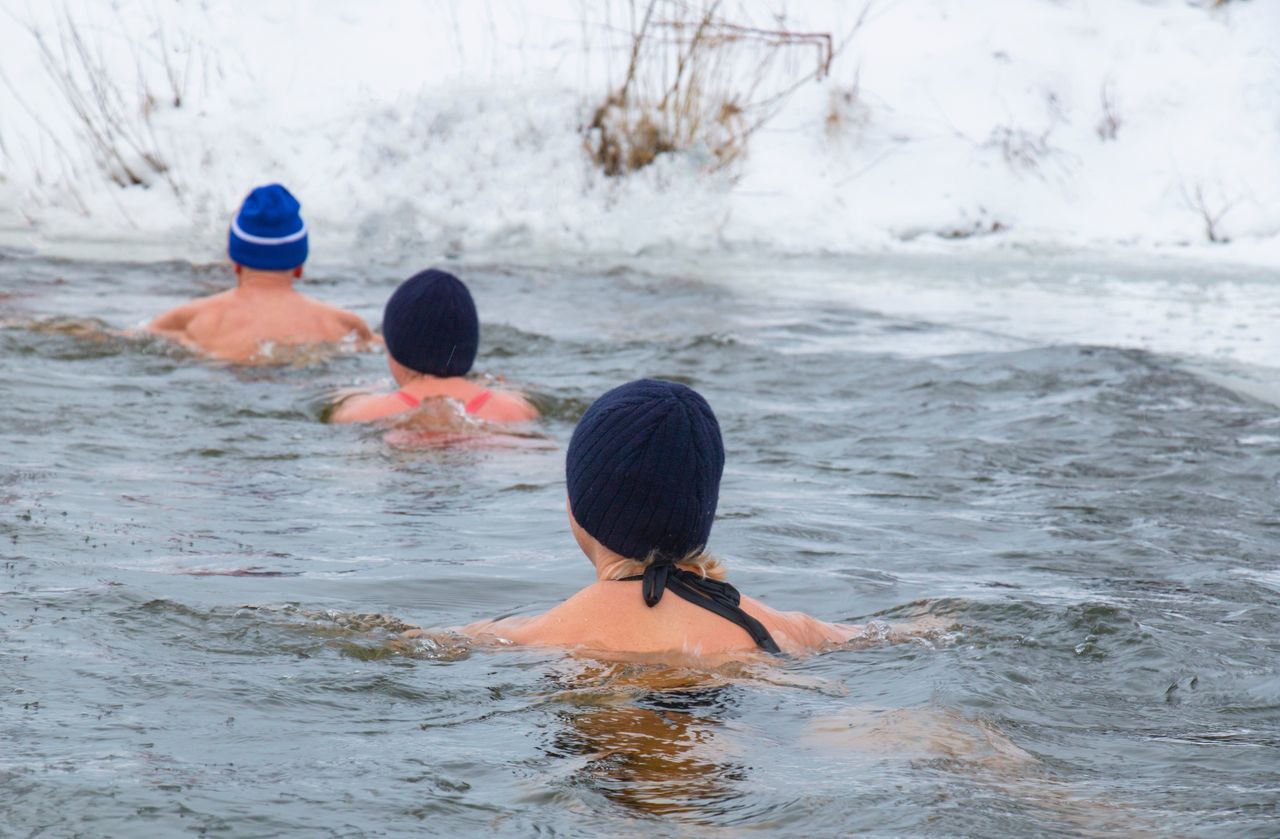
[618,563,782,655]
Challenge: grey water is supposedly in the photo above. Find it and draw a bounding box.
[2,250,1278,837]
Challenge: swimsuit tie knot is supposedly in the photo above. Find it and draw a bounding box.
[640,560,743,609]
[625,560,782,655]
[641,559,675,607]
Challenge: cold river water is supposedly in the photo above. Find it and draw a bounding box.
[1,249,1278,836]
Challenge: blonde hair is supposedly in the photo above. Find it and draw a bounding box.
[602,548,727,582]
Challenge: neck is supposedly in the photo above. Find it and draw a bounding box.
[237,269,296,292]
[592,548,727,582]
[575,532,632,581]
[594,554,642,581]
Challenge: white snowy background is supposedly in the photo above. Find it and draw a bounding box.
[0,0,1277,265]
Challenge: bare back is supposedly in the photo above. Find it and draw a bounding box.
[331,384,538,424]
[464,580,863,656]
[149,286,373,363]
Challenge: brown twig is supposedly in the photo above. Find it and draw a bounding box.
[586,0,858,175]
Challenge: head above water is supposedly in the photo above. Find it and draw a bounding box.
[227,184,309,271]
[382,269,479,378]
[567,379,725,562]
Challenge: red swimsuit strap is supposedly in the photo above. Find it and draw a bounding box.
[396,388,491,414]
[463,390,493,415]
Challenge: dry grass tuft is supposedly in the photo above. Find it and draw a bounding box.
[26,7,199,194]
[585,1,867,176]
[824,71,869,141]
[985,126,1053,173]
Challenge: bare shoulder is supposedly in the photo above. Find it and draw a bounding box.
[147,297,207,331]
[330,392,407,424]
[467,584,618,646]
[334,307,374,337]
[307,297,372,336]
[475,389,539,423]
[740,595,862,651]
[529,582,624,622]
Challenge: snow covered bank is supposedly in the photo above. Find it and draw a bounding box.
[0,0,1277,265]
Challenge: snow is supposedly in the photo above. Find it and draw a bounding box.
[0,0,1277,266]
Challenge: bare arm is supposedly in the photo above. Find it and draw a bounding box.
[455,594,605,647]
[456,614,540,643]
[776,609,955,650]
[146,303,199,342]
[337,310,376,345]
[740,596,874,651]
[784,611,866,647]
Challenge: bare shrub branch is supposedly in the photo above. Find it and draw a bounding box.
[1097,79,1121,142]
[28,6,197,195]
[984,125,1053,173]
[1182,183,1237,243]
[585,1,870,176]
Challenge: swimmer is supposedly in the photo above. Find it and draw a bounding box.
[330,269,537,424]
[455,379,870,656]
[146,184,375,362]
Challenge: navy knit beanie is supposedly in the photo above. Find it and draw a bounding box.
[382,269,479,378]
[227,184,308,270]
[567,379,725,561]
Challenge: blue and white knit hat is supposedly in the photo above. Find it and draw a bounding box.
[227,184,309,270]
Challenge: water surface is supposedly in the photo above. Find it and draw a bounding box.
[2,250,1278,836]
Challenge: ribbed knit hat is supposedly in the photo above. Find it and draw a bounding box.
[382,269,479,378]
[227,184,308,270]
[567,379,725,561]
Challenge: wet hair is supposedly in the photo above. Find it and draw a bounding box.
[600,548,727,582]
[382,269,479,378]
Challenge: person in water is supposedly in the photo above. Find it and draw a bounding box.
[330,269,536,424]
[146,183,375,362]
[458,379,868,656]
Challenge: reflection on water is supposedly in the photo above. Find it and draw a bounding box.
[545,666,744,817]
[554,703,740,817]
[806,706,1160,837]
[3,251,1279,836]
[806,705,1035,766]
